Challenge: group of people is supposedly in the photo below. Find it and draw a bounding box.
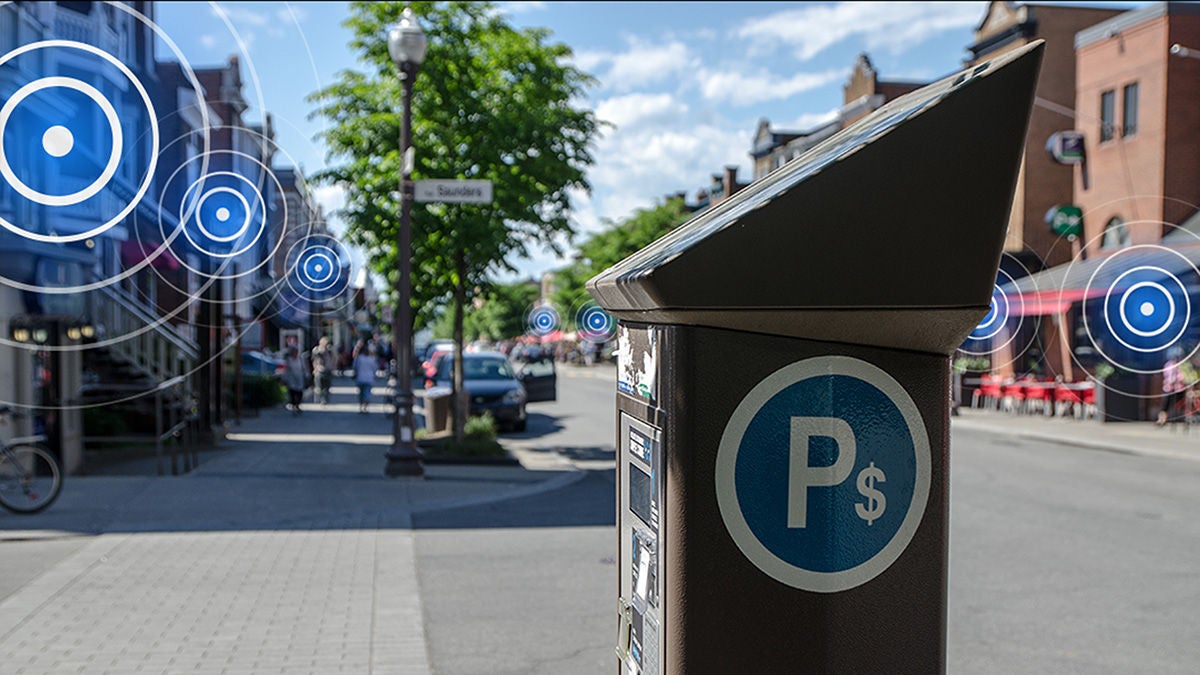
[280,338,383,415]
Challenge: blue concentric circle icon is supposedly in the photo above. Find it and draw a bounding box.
[0,40,158,244]
[178,170,267,261]
[575,302,617,343]
[968,285,1009,341]
[527,305,560,337]
[956,253,1041,372]
[1101,265,1189,354]
[1080,244,1200,379]
[281,235,353,315]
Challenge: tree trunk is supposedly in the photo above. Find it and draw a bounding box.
[452,250,468,443]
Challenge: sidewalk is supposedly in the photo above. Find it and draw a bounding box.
[0,376,580,674]
[953,406,1200,463]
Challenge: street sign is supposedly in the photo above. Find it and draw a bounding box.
[414,179,493,204]
[1045,204,1083,237]
[1046,131,1085,165]
[715,355,930,593]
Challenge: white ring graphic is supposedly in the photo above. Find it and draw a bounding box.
[0,77,122,206]
[1099,265,1189,354]
[1082,247,1199,370]
[177,170,267,261]
[194,187,252,243]
[1117,280,1175,338]
[968,284,1009,341]
[298,249,338,287]
[0,40,158,243]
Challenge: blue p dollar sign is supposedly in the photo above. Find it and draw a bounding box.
[855,461,886,526]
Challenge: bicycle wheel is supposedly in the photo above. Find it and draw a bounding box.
[0,444,62,514]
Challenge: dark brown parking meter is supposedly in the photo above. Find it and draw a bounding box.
[591,42,1044,674]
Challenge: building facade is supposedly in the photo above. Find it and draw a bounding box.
[1074,2,1200,253]
[968,1,1124,269]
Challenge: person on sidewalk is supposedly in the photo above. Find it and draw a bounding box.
[283,346,308,416]
[311,337,336,405]
[353,342,376,414]
[1157,347,1187,426]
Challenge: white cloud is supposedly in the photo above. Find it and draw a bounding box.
[784,107,841,131]
[310,183,346,215]
[577,38,696,91]
[199,34,218,50]
[595,93,687,130]
[498,1,547,15]
[700,68,843,107]
[737,2,984,61]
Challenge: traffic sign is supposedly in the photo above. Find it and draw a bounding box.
[414,179,493,204]
[1045,204,1083,237]
[715,355,930,593]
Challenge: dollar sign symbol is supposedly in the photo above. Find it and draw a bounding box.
[855,461,886,525]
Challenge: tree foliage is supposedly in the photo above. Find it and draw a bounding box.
[308,1,601,325]
[550,198,692,312]
[431,279,540,342]
[309,1,601,440]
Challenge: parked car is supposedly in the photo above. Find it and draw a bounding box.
[512,355,557,403]
[425,352,555,432]
[422,346,455,378]
[242,351,286,379]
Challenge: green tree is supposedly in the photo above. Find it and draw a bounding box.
[550,198,692,313]
[310,2,600,440]
[430,279,539,343]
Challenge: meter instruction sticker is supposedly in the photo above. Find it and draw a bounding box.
[715,355,930,593]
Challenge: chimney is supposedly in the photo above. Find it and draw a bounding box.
[723,166,740,197]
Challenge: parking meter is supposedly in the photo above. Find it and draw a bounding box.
[590,42,1044,674]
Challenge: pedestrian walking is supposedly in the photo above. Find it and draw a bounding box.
[283,346,308,416]
[311,337,336,405]
[353,342,376,414]
[1157,347,1190,426]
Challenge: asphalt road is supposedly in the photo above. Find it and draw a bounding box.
[412,364,617,675]
[414,363,1200,674]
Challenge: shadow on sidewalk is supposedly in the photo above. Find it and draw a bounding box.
[1,376,612,536]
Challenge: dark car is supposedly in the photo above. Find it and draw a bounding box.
[426,352,555,432]
[242,351,285,379]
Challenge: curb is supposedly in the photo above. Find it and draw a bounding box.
[951,419,1200,463]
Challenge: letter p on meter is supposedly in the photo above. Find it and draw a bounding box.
[788,417,856,529]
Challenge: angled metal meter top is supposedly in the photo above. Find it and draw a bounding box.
[588,41,1044,355]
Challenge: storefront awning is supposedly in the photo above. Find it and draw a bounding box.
[999,242,1200,316]
[120,240,181,271]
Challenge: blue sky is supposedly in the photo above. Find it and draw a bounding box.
[153,1,1142,285]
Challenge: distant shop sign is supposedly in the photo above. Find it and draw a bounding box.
[1046,131,1085,165]
[1045,204,1083,237]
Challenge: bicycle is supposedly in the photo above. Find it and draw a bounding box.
[0,405,62,514]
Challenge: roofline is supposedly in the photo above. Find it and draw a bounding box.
[1077,2,1200,49]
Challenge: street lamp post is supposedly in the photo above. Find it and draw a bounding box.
[384,7,427,477]
[1171,43,1200,61]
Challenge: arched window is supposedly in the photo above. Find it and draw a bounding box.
[1101,216,1129,248]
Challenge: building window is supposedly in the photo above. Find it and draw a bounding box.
[1100,90,1115,142]
[1101,216,1129,248]
[1122,82,1138,137]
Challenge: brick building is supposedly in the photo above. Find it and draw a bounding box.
[967,1,1125,270]
[1074,1,1200,252]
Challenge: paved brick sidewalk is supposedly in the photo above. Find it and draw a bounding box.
[0,377,575,674]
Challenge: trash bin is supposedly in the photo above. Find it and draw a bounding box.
[591,42,1044,675]
[423,386,452,434]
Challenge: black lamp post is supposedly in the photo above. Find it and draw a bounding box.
[384,7,426,477]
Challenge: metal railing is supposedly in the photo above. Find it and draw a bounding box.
[87,283,199,384]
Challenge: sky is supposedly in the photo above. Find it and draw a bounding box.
[152,1,1143,286]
